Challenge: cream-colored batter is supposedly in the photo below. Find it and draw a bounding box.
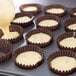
[13,16,32,23]
[1,31,19,39]
[23,6,37,12]
[51,56,76,72]
[16,51,42,66]
[28,33,51,44]
[73,12,76,16]
[68,23,76,30]
[39,20,58,27]
[46,8,64,14]
[59,37,76,48]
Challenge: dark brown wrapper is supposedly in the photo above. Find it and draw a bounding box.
[11,13,34,28]
[0,25,23,44]
[19,4,42,16]
[64,17,76,32]
[35,15,60,31]
[13,45,44,69]
[26,28,53,48]
[70,8,76,17]
[47,50,76,75]
[57,32,76,52]
[44,4,67,17]
[0,39,12,63]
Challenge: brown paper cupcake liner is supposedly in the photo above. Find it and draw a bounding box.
[35,15,60,31]
[11,13,34,28]
[57,32,76,52]
[70,8,76,17]
[44,4,67,17]
[0,39,12,63]
[64,17,76,32]
[26,28,53,48]
[47,50,76,75]
[13,45,44,69]
[19,4,42,16]
[0,25,23,43]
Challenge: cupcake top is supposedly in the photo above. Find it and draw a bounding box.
[1,31,19,39]
[59,37,76,49]
[38,19,58,27]
[50,56,76,72]
[67,23,76,30]
[13,16,32,23]
[36,15,60,31]
[44,4,66,17]
[16,51,42,66]
[19,4,42,15]
[64,17,76,32]
[28,32,51,44]
[23,6,37,12]
[26,28,53,47]
[13,45,44,69]
[46,8,64,14]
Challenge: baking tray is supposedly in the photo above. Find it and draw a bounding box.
[0,0,76,76]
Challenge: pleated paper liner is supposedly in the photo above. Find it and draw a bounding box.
[35,15,60,31]
[0,25,23,43]
[11,13,34,28]
[19,4,42,16]
[13,45,44,69]
[47,50,76,75]
[0,39,12,63]
[57,32,76,52]
[70,8,76,17]
[64,17,76,32]
[44,4,67,17]
[26,28,53,48]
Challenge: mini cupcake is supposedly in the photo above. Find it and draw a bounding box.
[47,50,76,75]
[0,25,23,43]
[19,4,42,16]
[44,4,66,17]
[26,28,53,48]
[70,8,76,17]
[0,39,12,63]
[57,32,76,52]
[64,17,76,32]
[13,45,44,69]
[35,15,60,31]
[11,13,34,27]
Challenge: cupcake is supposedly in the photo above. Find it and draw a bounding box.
[26,28,53,48]
[0,25,23,43]
[19,4,42,15]
[13,45,44,69]
[57,32,76,52]
[64,17,76,32]
[70,8,76,17]
[47,50,76,75]
[11,13,34,27]
[35,15,60,31]
[44,4,67,17]
[0,39,12,63]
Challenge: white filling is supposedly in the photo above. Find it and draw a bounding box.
[73,12,76,16]
[60,37,76,48]
[28,33,51,44]
[46,8,64,14]
[39,20,58,27]
[68,23,76,30]
[23,6,37,12]
[51,56,76,72]
[1,31,19,39]
[13,16,32,23]
[16,51,42,66]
